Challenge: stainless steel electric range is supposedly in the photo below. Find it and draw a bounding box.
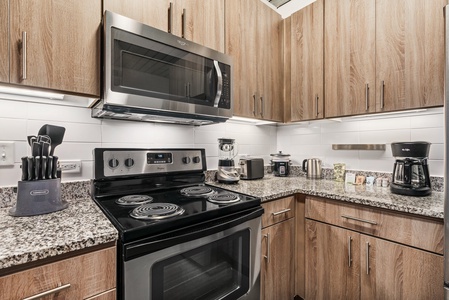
[91,148,263,300]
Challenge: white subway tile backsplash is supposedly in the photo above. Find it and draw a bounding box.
[357,116,411,131]
[0,99,28,119]
[359,129,411,144]
[429,143,444,160]
[0,118,27,140]
[428,160,444,177]
[26,103,98,124]
[57,143,101,160]
[321,132,359,145]
[410,127,444,144]
[410,111,444,129]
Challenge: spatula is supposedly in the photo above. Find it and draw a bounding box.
[38,124,66,156]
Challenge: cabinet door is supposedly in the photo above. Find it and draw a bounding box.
[0,0,8,83]
[179,0,224,52]
[104,0,174,34]
[306,220,360,300]
[9,0,100,96]
[290,0,324,121]
[324,0,375,117]
[257,1,283,122]
[361,235,444,299]
[225,0,258,118]
[261,218,295,300]
[376,0,446,112]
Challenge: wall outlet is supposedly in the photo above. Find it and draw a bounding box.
[0,141,15,166]
[60,160,82,173]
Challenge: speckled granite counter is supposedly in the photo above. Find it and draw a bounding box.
[208,175,444,219]
[0,196,118,270]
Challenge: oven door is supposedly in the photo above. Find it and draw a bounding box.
[122,207,262,300]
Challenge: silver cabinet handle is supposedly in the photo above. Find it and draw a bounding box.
[341,215,378,225]
[181,8,186,38]
[380,80,385,109]
[23,283,71,300]
[213,60,222,107]
[366,242,370,275]
[21,31,27,80]
[365,83,369,111]
[264,233,270,263]
[272,208,291,216]
[315,94,319,117]
[260,96,264,118]
[253,94,256,116]
[348,236,352,267]
[168,2,173,33]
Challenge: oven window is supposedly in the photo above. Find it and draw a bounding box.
[151,229,250,300]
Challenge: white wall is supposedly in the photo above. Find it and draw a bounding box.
[277,108,444,176]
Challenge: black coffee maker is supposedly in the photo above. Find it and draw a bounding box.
[390,142,431,197]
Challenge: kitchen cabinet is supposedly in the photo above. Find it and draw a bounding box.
[289,0,324,121]
[305,196,444,299]
[104,0,224,52]
[0,0,8,83]
[324,0,376,117]
[225,0,283,122]
[8,0,101,96]
[260,196,295,300]
[0,246,116,300]
[324,0,446,118]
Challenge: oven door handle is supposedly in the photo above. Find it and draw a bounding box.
[125,206,264,261]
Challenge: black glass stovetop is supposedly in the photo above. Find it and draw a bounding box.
[92,184,261,243]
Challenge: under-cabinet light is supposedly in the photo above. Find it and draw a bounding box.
[229,116,277,126]
[0,86,64,100]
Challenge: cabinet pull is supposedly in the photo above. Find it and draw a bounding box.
[348,236,352,267]
[365,83,369,111]
[260,96,264,117]
[366,242,370,275]
[315,94,319,117]
[341,215,378,225]
[264,233,270,263]
[181,8,186,38]
[168,2,173,33]
[21,31,27,80]
[272,208,291,216]
[23,283,71,300]
[253,94,256,116]
[380,80,385,109]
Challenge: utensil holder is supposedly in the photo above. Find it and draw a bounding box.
[9,179,68,217]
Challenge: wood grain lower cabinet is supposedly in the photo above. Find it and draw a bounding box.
[260,197,295,300]
[0,247,116,300]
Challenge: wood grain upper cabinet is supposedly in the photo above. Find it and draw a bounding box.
[104,0,224,52]
[324,0,376,118]
[0,0,8,83]
[9,0,101,96]
[225,0,283,121]
[290,0,324,121]
[376,0,446,111]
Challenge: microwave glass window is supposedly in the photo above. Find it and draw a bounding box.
[151,229,250,300]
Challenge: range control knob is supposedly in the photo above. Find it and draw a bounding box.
[182,157,191,164]
[124,158,134,168]
[108,158,119,169]
[192,156,201,164]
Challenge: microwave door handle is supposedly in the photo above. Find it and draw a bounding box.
[213,60,223,107]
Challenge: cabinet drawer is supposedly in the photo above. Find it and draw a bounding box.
[0,247,116,300]
[261,196,295,228]
[305,197,443,254]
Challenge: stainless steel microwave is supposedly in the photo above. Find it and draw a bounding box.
[92,11,233,125]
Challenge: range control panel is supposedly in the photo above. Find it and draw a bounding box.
[94,148,205,178]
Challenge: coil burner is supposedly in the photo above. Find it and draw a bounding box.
[130,203,185,220]
[180,186,216,197]
[116,195,153,206]
[208,193,240,205]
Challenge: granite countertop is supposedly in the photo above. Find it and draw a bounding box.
[208,175,444,219]
[0,197,118,271]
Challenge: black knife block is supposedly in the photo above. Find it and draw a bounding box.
[9,179,68,217]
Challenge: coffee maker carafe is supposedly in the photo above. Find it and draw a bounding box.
[216,138,240,184]
[390,142,431,196]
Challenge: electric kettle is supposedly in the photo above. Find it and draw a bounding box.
[302,158,322,179]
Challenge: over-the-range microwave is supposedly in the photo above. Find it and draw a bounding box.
[92,11,233,125]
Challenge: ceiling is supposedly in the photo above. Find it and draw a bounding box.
[261,0,316,18]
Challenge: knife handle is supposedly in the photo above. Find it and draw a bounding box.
[21,157,28,181]
[41,156,47,180]
[47,156,53,179]
[27,156,34,180]
[35,156,41,180]
[52,156,58,179]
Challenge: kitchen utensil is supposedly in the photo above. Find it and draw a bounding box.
[302,158,322,179]
[46,156,53,179]
[52,156,58,179]
[216,138,240,184]
[37,135,51,144]
[239,158,264,180]
[38,124,66,156]
[270,151,291,177]
[41,156,47,180]
[21,157,28,181]
[35,156,41,180]
[27,156,34,181]
[27,135,36,147]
